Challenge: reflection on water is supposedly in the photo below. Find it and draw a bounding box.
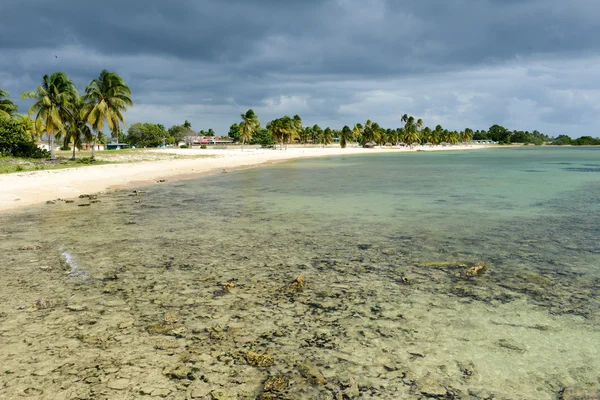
[0,147,599,399]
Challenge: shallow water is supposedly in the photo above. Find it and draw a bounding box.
[0,147,599,399]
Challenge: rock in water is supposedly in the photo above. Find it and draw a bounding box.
[416,377,447,397]
[561,387,600,400]
[298,362,326,385]
[289,274,306,290]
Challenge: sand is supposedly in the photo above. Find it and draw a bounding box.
[0,144,493,213]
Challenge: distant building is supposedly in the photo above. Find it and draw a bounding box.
[106,143,131,150]
[80,143,105,151]
[36,142,50,151]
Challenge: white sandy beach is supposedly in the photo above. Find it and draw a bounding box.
[0,144,493,213]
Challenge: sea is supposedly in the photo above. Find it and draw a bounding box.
[0,147,598,399]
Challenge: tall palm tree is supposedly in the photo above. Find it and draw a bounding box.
[22,72,77,159]
[320,127,333,147]
[63,94,93,160]
[267,116,298,150]
[239,109,260,151]
[0,89,18,119]
[312,124,323,144]
[352,123,363,146]
[340,125,353,148]
[82,70,132,160]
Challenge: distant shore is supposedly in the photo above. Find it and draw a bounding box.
[0,144,495,213]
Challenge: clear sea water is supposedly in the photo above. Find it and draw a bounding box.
[1,147,599,399]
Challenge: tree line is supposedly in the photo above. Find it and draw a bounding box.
[3,80,600,158]
[0,71,132,159]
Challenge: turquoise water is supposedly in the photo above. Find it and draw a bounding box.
[0,147,599,399]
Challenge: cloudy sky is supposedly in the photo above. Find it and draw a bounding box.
[1,0,600,136]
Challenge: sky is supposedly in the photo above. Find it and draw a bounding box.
[1,0,600,137]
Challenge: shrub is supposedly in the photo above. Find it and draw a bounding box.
[200,144,207,149]
[76,157,94,164]
[180,144,189,149]
[60,145,71,151]
[0,118,50,158]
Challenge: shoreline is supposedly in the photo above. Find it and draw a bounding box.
[0,144,495,213]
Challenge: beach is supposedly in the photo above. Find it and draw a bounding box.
[0,144,492,213]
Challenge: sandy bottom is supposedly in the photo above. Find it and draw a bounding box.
[0,175,598,399]
[0,144,493,213]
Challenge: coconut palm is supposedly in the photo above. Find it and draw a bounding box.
[22,72,77,159]
[63,94,93,159]
[312,124,323,144]
[239,109,260,150]
[82,70,132,160]
[0,89,18,119]
[352,123,363,146]
[339,125,353,148]
[320,127,333,147]
[267,116,298,150]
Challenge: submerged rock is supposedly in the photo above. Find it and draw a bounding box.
[336,377,359,399]
[415,376,447,397]
[298,362,326,385]
[289,274,306,290]
[561,387,600,400]
[245,351,274,367]
[465,262,488,276]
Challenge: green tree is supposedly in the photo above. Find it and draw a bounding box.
[488,125,511,143]
[312,124,323,144]
[0,89,18,119]
[0,117,49,158]
[249,127,275,146]
[82,70,133,160]
[340,125,353,148]
[299,126,312,143]
[126,123,168,147]
[267,116,299,149]
[320,127,333,147]
[183,120,192,129]
[168,124,193,145]
[63,94,93,160]
[22,72,77,159]
[207,128,215,136]
[239,109,260,150]
[228,123,240,142]
[551,135,572,145]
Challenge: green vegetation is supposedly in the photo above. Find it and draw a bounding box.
[82,70,133,160]
[125,123,170,147]
[239,109,260,150]
[0,89,18,119]
[0,118,50,158]
[551,135,600,145]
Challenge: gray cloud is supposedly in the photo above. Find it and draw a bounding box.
[1,0,600,136]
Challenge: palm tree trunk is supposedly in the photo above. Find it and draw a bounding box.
[91,133,97,161]
[241,139,244,151]
[49,132,55,159]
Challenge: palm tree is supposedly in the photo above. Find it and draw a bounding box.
[421,127,433,145]
[320,127,333,147]
[0,89,18,119]
[267,116,298,150]
[300,126,312,144]
[239,109,260,150]
[22,72,77,159]
[340,125,353,148]
[353,123,363,146]
[312,124,323,144]
[82,70,132,160]
[362,120,376,147]
[63,94,93,160]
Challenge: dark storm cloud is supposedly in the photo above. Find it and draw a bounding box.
[1,0,600,135]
